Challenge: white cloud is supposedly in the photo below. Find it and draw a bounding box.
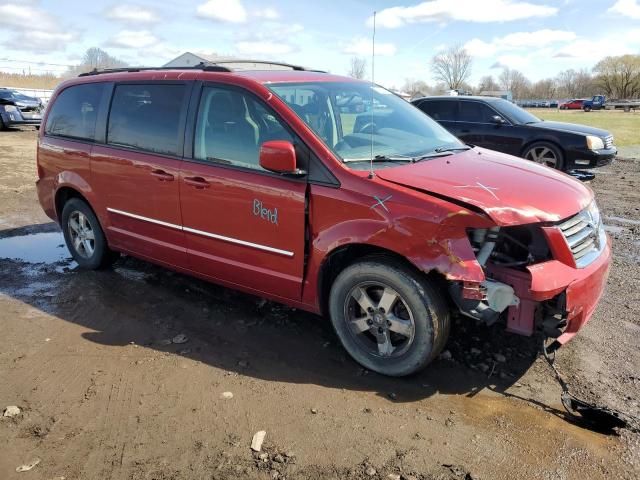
[343,37,397,56]
[235,40,293,55]
[108,30,160,48]
[254,7,279,20]
[3,30,76,53]
[0,3,57,30]
[608,0,640,19]
[369,0,557,28]
[106,4,160,24]
[197,0,247,23]
[0,2,77,52]
[465,29,577,57]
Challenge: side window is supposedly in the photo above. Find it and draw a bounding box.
[458,102,494,123]
[194,86,293,171]
[418,100,456,121]
[108,84,186,156]
[45,83,105,140]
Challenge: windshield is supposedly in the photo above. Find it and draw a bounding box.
[493,98,540,124]
[267,81,463,166]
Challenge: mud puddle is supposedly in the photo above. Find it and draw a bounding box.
[0,231,71,264]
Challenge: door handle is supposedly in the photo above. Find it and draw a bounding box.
[183,176,210,189]
[460,129,471,134]
[151,169,175,182]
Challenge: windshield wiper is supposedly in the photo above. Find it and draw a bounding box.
[433,145,472,153]
[410,146,472,162]
[343,154,414,163]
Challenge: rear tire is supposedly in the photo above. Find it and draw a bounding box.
[61,198,117,269]
[328,258,450,377]
[523,141,565,170]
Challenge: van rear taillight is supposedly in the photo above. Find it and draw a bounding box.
[37,164,44,179]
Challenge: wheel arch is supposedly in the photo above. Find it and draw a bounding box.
[54,186,93,222]
[316,243,450,318]
[520,138,566,167]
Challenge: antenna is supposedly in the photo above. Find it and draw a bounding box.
[369,10,376,180]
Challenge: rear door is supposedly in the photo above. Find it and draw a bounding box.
[415,99,458,135]
[179,84,307,300]
[91,82,191,267]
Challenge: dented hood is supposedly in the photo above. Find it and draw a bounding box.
[376,147,592,226]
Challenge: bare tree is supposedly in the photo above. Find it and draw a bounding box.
[348,57,367,80]
[498,67,530,100]
[477,75,499,93]
[430,45,472,90]
[530,78,556,100]
[64,47,128,77]
[593,54,640,99]
[555,68,595,98]
[401,78,431,98]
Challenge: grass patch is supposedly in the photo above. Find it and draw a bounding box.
[525,109,640,147]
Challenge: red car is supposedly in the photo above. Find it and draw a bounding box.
[36,63,611,376]
[559,99,585,110]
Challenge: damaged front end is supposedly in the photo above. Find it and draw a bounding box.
[448,201,611,346]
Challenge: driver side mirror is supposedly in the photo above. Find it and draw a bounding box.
[491,115,506,125]
[259,140,305,176]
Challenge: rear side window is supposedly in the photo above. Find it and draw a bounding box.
[108,84,186,156]
[418,100,457,121]
[45,83,105,141]
[458,101,495,123]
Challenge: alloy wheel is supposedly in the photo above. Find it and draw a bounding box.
[344,282,415,358]
[68,210,96,258]
[525,146,558,168]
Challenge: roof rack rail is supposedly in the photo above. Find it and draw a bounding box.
[78,64,232,77]
[201,59,307,71]
[77,59,315,77]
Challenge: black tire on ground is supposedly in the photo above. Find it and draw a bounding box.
[583,106,591,112]
[523,141,565,171]
[0,117,6,131]
[328,258,450,377]
[61,198,118,269]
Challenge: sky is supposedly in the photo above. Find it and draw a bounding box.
[1,0,640,89]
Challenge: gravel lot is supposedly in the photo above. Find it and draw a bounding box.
[0,128,638,479]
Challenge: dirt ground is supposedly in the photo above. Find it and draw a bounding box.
[0,128,638,480]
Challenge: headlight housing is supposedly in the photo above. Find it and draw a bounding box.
[2,105,19,113]
[587,199,601,228]
[586,135,604,151]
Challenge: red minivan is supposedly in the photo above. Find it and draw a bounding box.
[36,63,611,376]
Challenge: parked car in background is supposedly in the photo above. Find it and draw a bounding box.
[0,88,44,129]
[412,96,616,171]
[560,99,586,110]
[36,64,611,376]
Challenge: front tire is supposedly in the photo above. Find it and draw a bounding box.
[61,198,117,269]
[328,259,450,377]
[523,141,565,170]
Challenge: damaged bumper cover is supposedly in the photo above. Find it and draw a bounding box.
[487,235,611,343]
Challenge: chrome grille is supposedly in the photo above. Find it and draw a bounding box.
[604,135,614,149]
[558,209,606,268]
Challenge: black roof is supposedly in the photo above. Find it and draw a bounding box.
[412,95,504,103]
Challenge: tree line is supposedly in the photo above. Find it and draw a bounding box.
[349,45,640,101]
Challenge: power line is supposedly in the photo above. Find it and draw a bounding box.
[0,65,64,73]
[0,58,75,68]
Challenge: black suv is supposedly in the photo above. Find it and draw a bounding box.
[412,96,616,171]
[0,88,44,130]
